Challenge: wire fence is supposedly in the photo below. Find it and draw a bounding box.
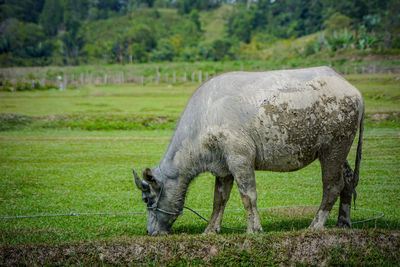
[0,205,384,229]
[1,62,399,91]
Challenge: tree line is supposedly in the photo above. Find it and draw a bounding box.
[0,0,399,66]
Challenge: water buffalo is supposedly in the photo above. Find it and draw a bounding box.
[133,66,364,236]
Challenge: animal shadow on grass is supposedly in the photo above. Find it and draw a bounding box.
[170,219,313,235]
[149,205,393,235]
[169,216,395,235]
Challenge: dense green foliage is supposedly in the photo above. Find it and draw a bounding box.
[0,0,399,66]
[228,0,396,41]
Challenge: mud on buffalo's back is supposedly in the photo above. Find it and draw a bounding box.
[178,66,363,132]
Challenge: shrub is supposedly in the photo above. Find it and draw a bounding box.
[323,12,353,32]
[325,29,353,51]
[0,114,32,131]
[152,39,175,61]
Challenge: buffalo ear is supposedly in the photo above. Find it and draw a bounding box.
[143,168,157,185]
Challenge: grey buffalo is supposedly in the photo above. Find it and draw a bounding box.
[133,66,364,236]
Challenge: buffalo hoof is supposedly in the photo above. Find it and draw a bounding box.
[149,230,169,236]
[246,227,263,234]
[337,217,352,228]
[202,230,218,235]
[309,222,325,229]
[203,226,220,235]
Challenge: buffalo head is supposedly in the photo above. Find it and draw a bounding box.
[133,167,179,236]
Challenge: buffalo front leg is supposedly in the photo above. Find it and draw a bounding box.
[232,168,263,234]
[337,160,354,227]
[203,175,234,234]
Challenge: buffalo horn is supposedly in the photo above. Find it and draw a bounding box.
[133,168,150,191]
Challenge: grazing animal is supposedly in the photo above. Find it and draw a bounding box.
[133,66,364,236]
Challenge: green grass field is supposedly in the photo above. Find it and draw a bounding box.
[0,74,399,265]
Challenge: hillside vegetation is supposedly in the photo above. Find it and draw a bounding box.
[1,0,399,66]
[199,5,233,42]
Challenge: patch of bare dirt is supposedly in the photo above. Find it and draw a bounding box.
[1,230,399,266]
[275,230,400,265]
[151,117,170,123]
[372,113,390,121]
[332,54,400,61]
[368,112,400,124]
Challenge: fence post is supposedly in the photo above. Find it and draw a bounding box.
[198,70,202,83]
[155,67,160,84]
[104,74,107,84]
[57,75,63,90]
[205,72,208,81]
[86,71,90,84]
[191,72,195,82]
[63,73,67,90]
[183,72,187,82]
[173,72,176,83]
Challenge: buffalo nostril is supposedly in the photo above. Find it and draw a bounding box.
[146,230,149,235]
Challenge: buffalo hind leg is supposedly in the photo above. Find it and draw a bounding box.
[310,149,346,228]
[337,160,354,227]
[203,175,234,234]
[231,166,263,234]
